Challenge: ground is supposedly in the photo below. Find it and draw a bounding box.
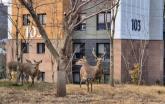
[0,81,165,104]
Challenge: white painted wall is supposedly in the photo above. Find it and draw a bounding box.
[119,0,164,40]
[117,0,150,40]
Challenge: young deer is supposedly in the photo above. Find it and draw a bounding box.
[7,61,22,81]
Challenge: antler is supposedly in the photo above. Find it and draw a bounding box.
[92,48,97,59]
[34,60,42,64]
[26,59,32,64]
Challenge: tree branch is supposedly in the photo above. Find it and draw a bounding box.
[73,0,120,28]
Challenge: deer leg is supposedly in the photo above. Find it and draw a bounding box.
[86,80,89,92]
[80,79,82,88]
[26,74,29,83]
[16,71,21,84]
[99,78,101,84]
[31,77,34,86]
[91,81,92,92]
[21,72,24,85]
[8,71,12,80]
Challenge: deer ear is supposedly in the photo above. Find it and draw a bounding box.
[33,60,37,63]
[39,60,42,63]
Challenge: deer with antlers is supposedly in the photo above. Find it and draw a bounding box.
[92,48,105,83]
[76,48,105,92]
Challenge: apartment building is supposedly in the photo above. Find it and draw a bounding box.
[72,0,164,84]
[7,0,164,84]
[6,0,68,82]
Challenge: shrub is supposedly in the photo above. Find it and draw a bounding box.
[129,64,140,84]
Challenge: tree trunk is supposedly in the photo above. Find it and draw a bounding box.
[110,38,114,87]
[56,68,66,97]
[56,56,68,97]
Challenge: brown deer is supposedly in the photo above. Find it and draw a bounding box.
[76,48,104,92]
[7,59,42,86]
[92,48,104,83]
[76,57,94,92]
[22,59,42,85]
[7,61,23,82]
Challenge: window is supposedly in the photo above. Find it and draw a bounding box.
[96,43,110,59]
[74,13,86,31]
[38,13,46,25]
[21,42,29,53]
[23,14,30,26]
[73,72,80,83]
[104,74,110,83]
[73,43,85,59]
[37,43,45,54]
[37,72,45,81]
[97,12,111,30]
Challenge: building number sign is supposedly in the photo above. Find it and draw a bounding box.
[25,26,41,38]
[131,19,141,31]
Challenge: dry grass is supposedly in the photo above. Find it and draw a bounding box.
[0,81,165,104]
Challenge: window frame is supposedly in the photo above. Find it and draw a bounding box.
[21,42,29,53]
[74,13,86,31]
[37,72,45,81]
[37,13,46,25]
[96,43,110,59]
[73,43,85,59]
[97,12,111,30]
[23,14,30,26]
[37,43,45,54]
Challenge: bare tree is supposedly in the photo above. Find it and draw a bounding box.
[122,40,149,85]
[122,16,149,85]
[18,0,119,97]
[105,0,120,86]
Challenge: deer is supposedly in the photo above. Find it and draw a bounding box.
[76,48,105,92]
[22,59,42,86]
[7,61,23,82]
[7,59,42,86]
[92,48,104,83]
[76,57,94,92]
